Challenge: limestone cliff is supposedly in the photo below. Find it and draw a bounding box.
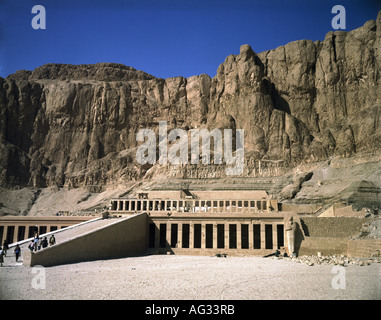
[0,12,380,203]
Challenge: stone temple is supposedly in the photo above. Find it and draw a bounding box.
[110,189,283,255]
[0,182,379,267]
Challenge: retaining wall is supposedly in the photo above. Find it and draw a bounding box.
[298,237,349,256]
[300,217,366,238]
[347,239,381,258]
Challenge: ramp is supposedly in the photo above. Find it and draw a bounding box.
[23,213,148,267]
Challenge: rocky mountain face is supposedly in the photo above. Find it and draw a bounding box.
[0,12,380,206]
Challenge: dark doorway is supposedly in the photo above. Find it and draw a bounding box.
[159,223,167,248]
[148,223,156,248]
[171,224,178,248]
[28,226,38,238]
[205,224,213,248]
[265,224,273,249]
[182,224,190,248]
[17,226,26,242]
[229,224,237,249]
[277,224,284,249]
[193,224,201,248]
[253,224,261,249]
[39,226,47,235]
[241,224,249,249]
[217,224,225,249]
[6,226,14,244]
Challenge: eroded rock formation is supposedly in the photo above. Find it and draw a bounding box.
[0,12,380,194]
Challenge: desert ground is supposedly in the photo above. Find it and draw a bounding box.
[0,251,379,300]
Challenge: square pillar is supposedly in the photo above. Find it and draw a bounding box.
[177,223,182,248]
[154,223,160,248]
[248,223,254,249]
[237,223,242,249]
[260,222,266,249]
[201,223,206,249]
[166,222,171,249]
[273,223,278,249]
[189,223,194,249]
[213,223,218,249]
[14,226,20,243]
[224,223,229,249]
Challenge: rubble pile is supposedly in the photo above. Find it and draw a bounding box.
[274,254,381,266]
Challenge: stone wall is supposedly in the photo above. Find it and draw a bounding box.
[334,206,368,217]
[297,217,379,257]
[300,217,367,238]
[347,239,381,258]
[298,237,348,256]
[23,213,148,267]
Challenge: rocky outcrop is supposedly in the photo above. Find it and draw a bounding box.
[0,12,380,195]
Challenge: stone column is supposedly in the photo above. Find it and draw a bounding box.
[166,222,171,249]
[237,223,242,249]
[272,223,278,250]
[201,223,206,249]
[213,223,218,249]
[177,223,182,248]
[13,226,19,243]
[224,223,229,249]
[248,223,254,249]
[189,223,194,249]
[260,222,266,249]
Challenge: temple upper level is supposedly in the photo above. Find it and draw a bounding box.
[109,190,280,215]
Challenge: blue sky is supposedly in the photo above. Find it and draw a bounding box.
[0,0,380,79]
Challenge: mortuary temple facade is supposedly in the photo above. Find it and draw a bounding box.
[109,189,290,256]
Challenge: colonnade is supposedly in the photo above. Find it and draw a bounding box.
[111,198,269,213]
[148,221,285,251]
[0,217,93,245]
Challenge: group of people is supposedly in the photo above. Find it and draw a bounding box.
[29,233,56,252]
[0,240,21,266]
[0,233,57,266]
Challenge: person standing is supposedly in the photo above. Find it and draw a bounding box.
[34,234,39,251]
[0,246,4,266]
[3,240,8,256]
[42,237,48,248]
[49,234,56,246]
[14,245,21,262]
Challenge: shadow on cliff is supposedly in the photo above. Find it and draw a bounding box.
[262,78,291,114]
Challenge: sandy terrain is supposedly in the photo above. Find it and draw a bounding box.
[0,252,380,300]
